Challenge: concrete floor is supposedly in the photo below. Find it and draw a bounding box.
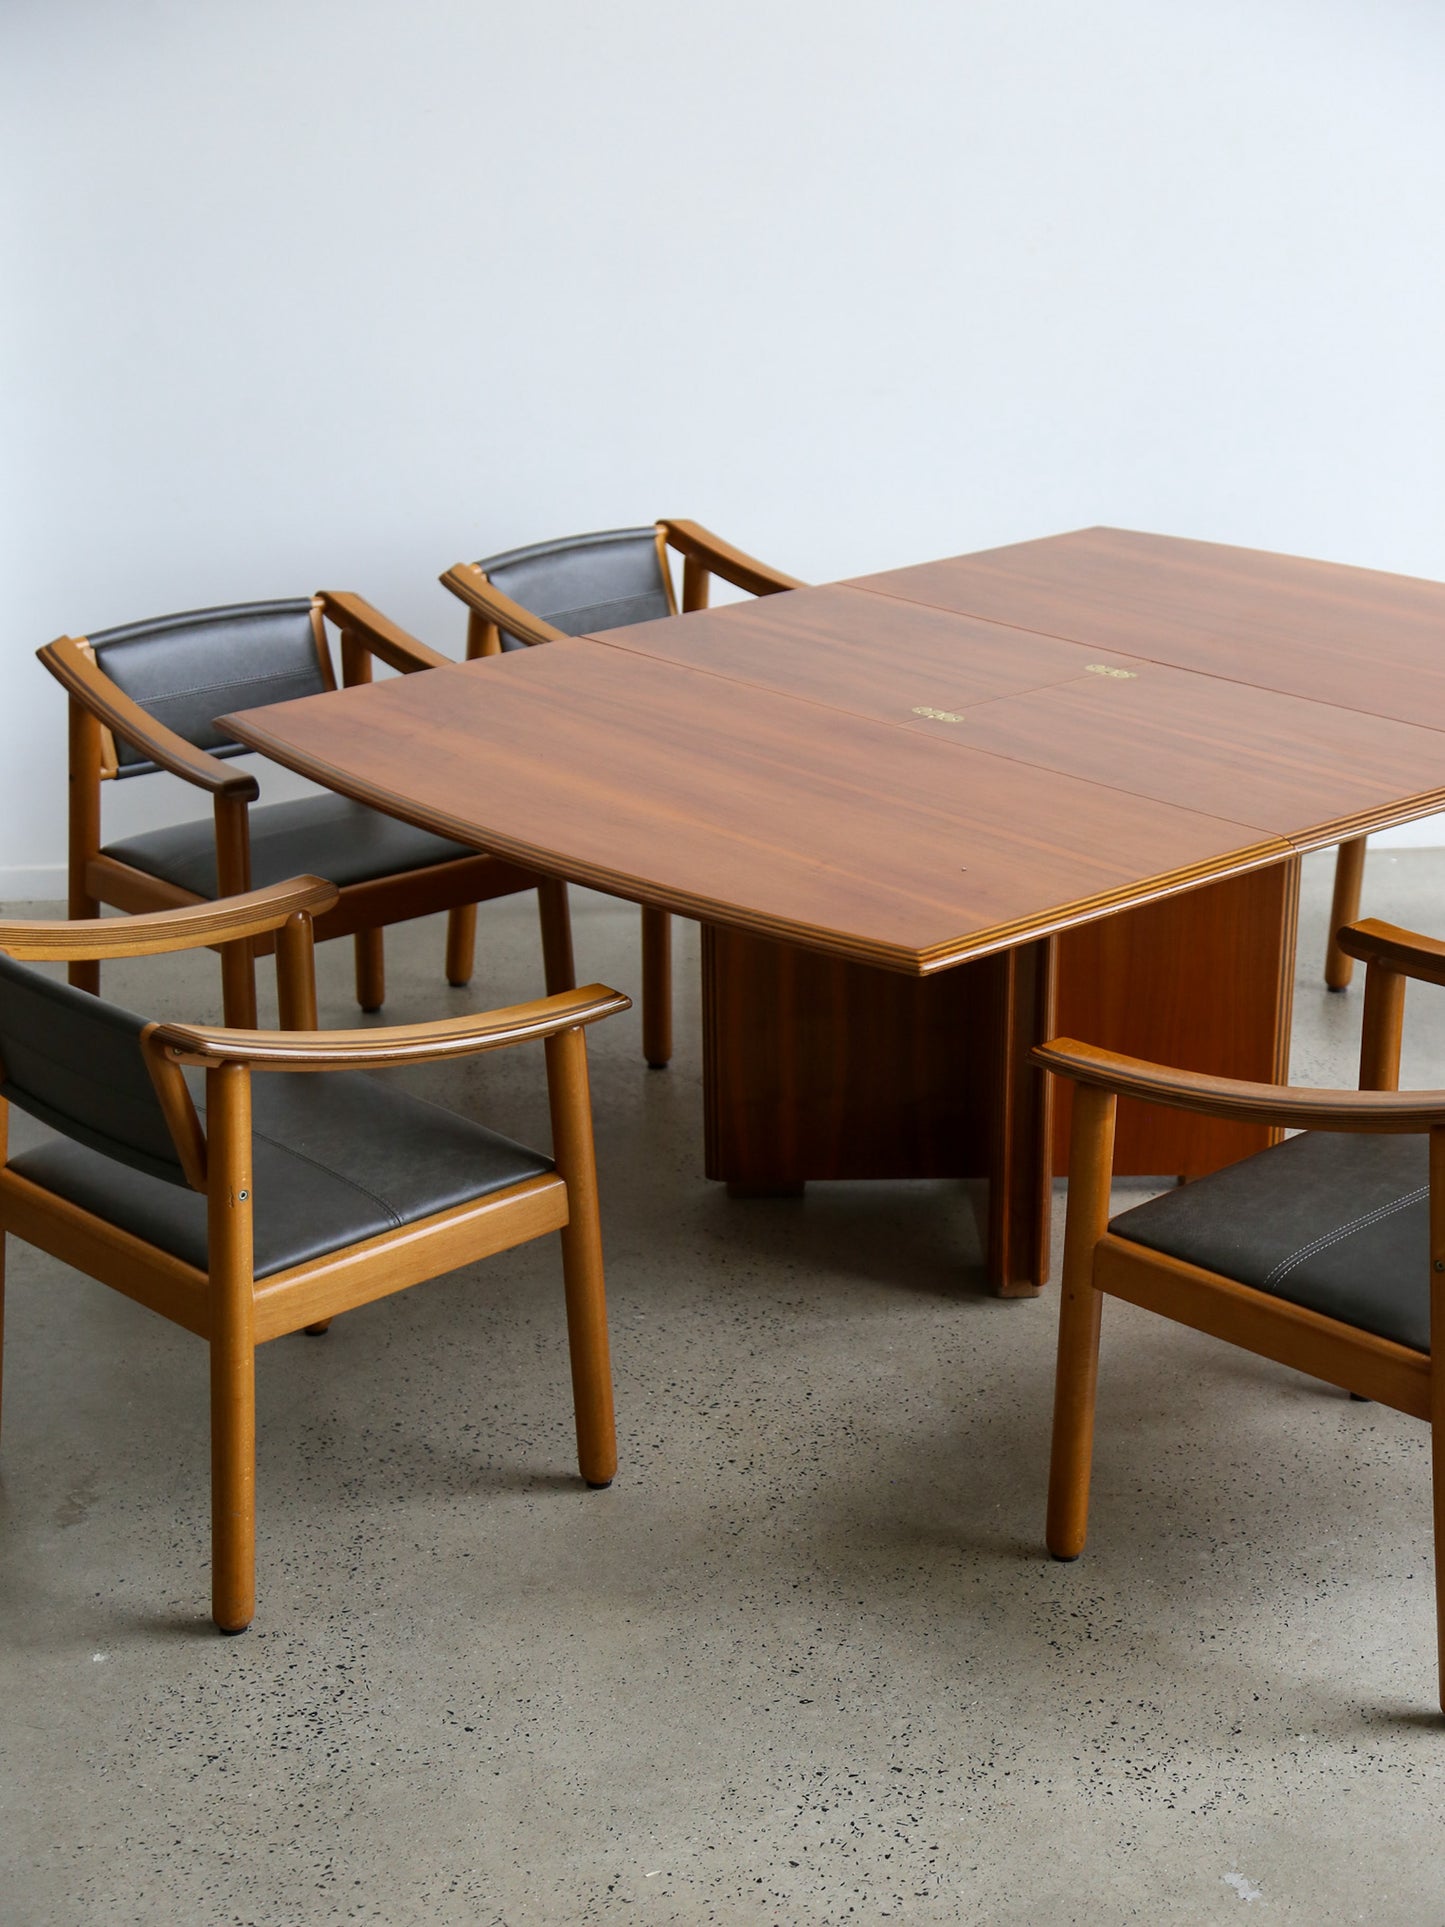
[3,848,1445,1925]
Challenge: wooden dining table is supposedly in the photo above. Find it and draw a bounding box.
[222,528,1445,1298]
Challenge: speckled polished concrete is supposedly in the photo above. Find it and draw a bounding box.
[3,849,1445,1925]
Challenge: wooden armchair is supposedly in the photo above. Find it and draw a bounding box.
[38,591,562,1026]
[1034,915,1445,1706]
[439,521,804,1069]
[0,880,629,1632]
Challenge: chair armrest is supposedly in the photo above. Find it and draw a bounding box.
[0,878,340,962]
[37,635,261,799]
[437,565,564,647]
[1335,918,1445,992]
[659,519,805,598]
[151,983,632,1069]
[317,591,451,674]
[1031,1037,1445,1133]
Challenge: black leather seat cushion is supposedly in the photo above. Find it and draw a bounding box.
[1110,1130,1429,1353]
[9,1073,554,1278]
[104,794,475,898]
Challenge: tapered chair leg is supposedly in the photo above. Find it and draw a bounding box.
[1047,1084,1117,1561]
[219,939,259,1029]
[545,1024,617,1489]
[445,904,477,988]
[67,700,103,996]
[355,927,385,1013]
[1325,837,1368,991]
[1429,1130,1445,1710]
[66,918,101,996]
[641,905,673,1069]
[538,880,576,996]
[207,1064,257,1633]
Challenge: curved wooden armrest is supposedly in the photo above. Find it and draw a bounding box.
[1031,1037,1445,1134]
[152,982,632,1069]
[0,877,339,962]
[37,635,261,799]
[318,591,451,674]
[659,519,805,598]
[437,565,564,647]
[1335,918,1445,992]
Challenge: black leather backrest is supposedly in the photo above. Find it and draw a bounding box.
[0,955,189,1185]
[478,528,673,651]
[91,599,326,776]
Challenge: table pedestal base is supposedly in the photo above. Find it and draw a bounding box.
[702,858,1299,1296]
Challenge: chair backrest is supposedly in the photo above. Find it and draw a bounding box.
[0,954,190,1184]
[90,599,328,775]
[478,528,674,650]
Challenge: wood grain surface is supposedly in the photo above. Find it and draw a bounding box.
[597,580,1445,849]
[848,526,1445,732]
[222,639,1292,974]
[596,582,1145,724]
[703,860,1297,1193]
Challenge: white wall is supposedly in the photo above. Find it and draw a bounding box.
[3,0,1443,895]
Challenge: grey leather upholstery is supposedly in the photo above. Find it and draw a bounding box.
[1110,1131,1430,1353]
[479,528,672,650]
[0,955,186,1185]
[104,793,474,899]
[10,1071,554,1279]
[92,601,328,775]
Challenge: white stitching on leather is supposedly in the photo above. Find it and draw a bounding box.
[1263,1184,1428,1288]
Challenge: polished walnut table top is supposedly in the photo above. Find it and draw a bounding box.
[223,529,1445,976]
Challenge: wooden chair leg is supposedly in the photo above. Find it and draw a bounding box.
[1325,836,1368,991]
[214,795,258,1026]
[445,904,478,988]
[276,911,319,1031]
[1047,1083,1117,1561]
[67,926,101,996]
[538,879,576,995]
[207,1064,257,1633]
[0,1104,5,1440]
[219,938,258,1029]
[641,905,673,1069]
[545,1024,617,1488]
[355,927,385,1012]
[67,699,102,995]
